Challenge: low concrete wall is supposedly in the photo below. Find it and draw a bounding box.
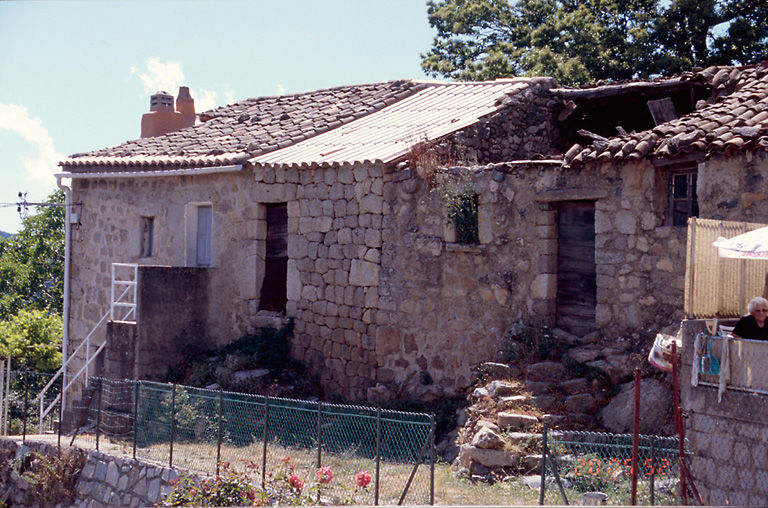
[681,319,768,506]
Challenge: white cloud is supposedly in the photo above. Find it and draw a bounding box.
[275,84,286,95]
[130,58,235,113]
[0,104,64,185]
[130,57,184,94]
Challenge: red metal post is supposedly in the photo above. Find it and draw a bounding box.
[631,368,640,505]
[671,342,687,505]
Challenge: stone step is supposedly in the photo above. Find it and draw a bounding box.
[497,412,538,430]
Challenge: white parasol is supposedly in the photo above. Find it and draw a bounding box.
[713,226,768,259]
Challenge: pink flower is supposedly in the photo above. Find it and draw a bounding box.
[289,473,303,491]
[189,488,196,496]
[316,466,333,484]
[356,470,371,487]
[281,456,291,463]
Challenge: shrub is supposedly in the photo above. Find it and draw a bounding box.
[163,461,372,506]
[24,448,86,505]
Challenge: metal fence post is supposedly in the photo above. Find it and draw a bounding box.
[169,383,176,468]
[262,395,269,489]
[650,437,656,506]
[429,414,435,506]
[216,387,223,477]
[316,401,324,505]
[317,401,323,467]
[57,378,63,449]
[96,379,103,451]
[0,358,6,436]
[375,407,381,506]
[4,356,10,436]
[540,425,547,505]
[133,380,138,460]
[632,368,641,505]
[22,371,29,443]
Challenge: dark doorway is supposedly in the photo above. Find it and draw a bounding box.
[259,203,288,312]
[556,201,596,336]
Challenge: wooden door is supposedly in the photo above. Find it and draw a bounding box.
[556,201,596,336]
[259,203,288,312]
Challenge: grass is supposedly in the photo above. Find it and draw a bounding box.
[26,432,682,505]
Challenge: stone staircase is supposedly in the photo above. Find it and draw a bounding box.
[447,323,650,482]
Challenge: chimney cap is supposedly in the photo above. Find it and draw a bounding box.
[149,91,174,112]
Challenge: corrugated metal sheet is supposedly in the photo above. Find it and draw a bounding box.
[250,79,533,169]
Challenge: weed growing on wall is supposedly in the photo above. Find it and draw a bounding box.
[22,448,86,505]
[407,138,480,245]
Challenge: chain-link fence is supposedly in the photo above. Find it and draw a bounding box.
[539,429,684,506]
[0,368,60,438]
[64,378,434,505]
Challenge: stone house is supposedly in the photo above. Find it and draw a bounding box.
[56,63,768,402]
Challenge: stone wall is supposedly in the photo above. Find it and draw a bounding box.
[0,438,177,508]
[680,319,768,506]
[66,123,768,401]
[376,158,688,392]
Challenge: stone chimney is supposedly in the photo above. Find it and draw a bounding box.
[140,86,196,138]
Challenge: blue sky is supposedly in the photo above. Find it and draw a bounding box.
[0,0,435,233]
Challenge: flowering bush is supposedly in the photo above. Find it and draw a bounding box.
[355,470,372,488]
[162,461,372,506]
[316,466,333,484]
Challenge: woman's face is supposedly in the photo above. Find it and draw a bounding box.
[751,303,768,323]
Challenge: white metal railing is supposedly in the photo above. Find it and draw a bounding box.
[36,262,139,432]
[111,263,138,322]
[36,309,110,433]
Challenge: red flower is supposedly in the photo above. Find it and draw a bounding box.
[281,456,291,463]
[356,470,372,487]
[289,473,303,491]
[189,488,197,496]
[316,466,333,484]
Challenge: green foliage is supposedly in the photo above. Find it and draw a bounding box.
[437,169,479,245]
[499,323,565,364]
[223,320,294,371]
[0,308,62,371]
[163,461,366,506]
[0,190,65,320]
[446,191,479,245]
[421,0,768,86]
[23,448,86,505]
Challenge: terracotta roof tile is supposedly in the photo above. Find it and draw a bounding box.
[564,62,768,166]
[61,80,422,171]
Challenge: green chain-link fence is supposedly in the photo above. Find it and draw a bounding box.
[0,369,60,437]
[67,378,435,505]
[540,429,684,505]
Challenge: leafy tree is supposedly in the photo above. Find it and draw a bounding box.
[0,309,62,371]
[0,190,65,321]
[421,0,768,86]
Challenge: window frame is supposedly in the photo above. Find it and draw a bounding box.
[667,166,699,227]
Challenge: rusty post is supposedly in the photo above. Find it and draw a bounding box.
[671,342,687,505]
[631,367,641,505]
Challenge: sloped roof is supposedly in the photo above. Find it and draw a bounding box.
[564,62,768,167]
[250,79,540,169]
[61,78,547,173]
[62,80,421,171]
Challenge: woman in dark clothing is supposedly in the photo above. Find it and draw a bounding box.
[732,296,768,340]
